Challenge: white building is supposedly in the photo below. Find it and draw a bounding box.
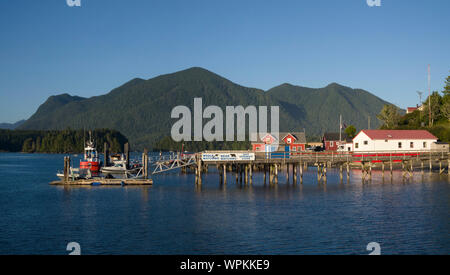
[342,142,353,152]
[352,130,438,152]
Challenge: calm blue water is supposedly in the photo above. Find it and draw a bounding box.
[0,153,448,255]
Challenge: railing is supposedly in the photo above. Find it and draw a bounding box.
[147,150,449,167]
[148,152,197,164]
[253,150,449,162]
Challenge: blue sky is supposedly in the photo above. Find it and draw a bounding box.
[0,0,449,123]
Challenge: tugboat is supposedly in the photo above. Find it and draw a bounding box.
[79,133,101,173]
[56,132,100,179]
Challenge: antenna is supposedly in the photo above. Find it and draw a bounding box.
[417,91,423,121]
[416,91,423,105]
[428,64,431,127]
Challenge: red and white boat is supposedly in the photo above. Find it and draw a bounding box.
[79,137,100,172]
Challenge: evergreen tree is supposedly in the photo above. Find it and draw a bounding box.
[377,105,401,129]
[344,125,357,138]
[0,129,128,153]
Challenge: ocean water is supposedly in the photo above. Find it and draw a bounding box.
[0,153,448,255]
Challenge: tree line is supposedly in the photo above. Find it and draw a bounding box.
[0,129,128,153]
[376,74,450,142]
[152,136,251,152]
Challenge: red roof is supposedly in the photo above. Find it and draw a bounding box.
[360,130,437,140]
[282,133,297,143]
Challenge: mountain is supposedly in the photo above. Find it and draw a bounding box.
[20,94,86,129]
[19,67,392,149]
[0,120,26,130]
[266,82,390,135]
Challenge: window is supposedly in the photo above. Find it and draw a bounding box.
[398,142,402,149]
[287,138,292,144]
[385,139,388,143]
[355,143,359,149]
[423,142,427,148]
[410,142,414,148]
[364,141,368,145]
[292,146,297,152]
[330,141,334,147]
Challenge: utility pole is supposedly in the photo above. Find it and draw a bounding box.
[339,114,342,142]
[368,116,371,130]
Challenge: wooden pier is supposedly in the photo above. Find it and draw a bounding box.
[54,149,450,186]
[190,150,450,185]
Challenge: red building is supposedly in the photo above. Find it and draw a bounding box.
[281,133,306,152]
[251,132,306,152]
[406,107,418,114]
[322,132,349,151]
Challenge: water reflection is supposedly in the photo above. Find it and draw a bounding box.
[0,153,449,254]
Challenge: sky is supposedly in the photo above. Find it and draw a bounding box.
[0,0,449,123]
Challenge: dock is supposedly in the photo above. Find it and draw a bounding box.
[53,147,450,186]
[51,147,152,186]
[50,178,153,186]
[181,150,450,184]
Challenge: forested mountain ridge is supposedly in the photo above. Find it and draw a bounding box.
[0,129,127,153]
[0,120,26,130]
[19,67,392,149]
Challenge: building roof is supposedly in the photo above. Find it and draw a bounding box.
[359,130,437,140]
[406,107,418,113]
[323,132,348,141]
[280,132,306,143]
[250,132,306,144]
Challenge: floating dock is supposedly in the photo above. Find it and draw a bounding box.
[50,178,153,186]
[51,150,152,186]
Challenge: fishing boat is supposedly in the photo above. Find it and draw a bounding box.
[79,135,101,172]
[55,133,100,179]
[56,167,81,180]
[100,153,142,175]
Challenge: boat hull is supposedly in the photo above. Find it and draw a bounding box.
[101,167,140,174]
[80,161,100,172]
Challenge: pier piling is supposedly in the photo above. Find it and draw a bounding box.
[293,164,297,184]
[63,156,70,182]
[223,165,227,184]
[143,148,148,179]
[104,142,109,167]
[274,164,278,184]
[124,142,130,168]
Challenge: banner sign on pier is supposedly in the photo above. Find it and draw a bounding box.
[201,153,255,162]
